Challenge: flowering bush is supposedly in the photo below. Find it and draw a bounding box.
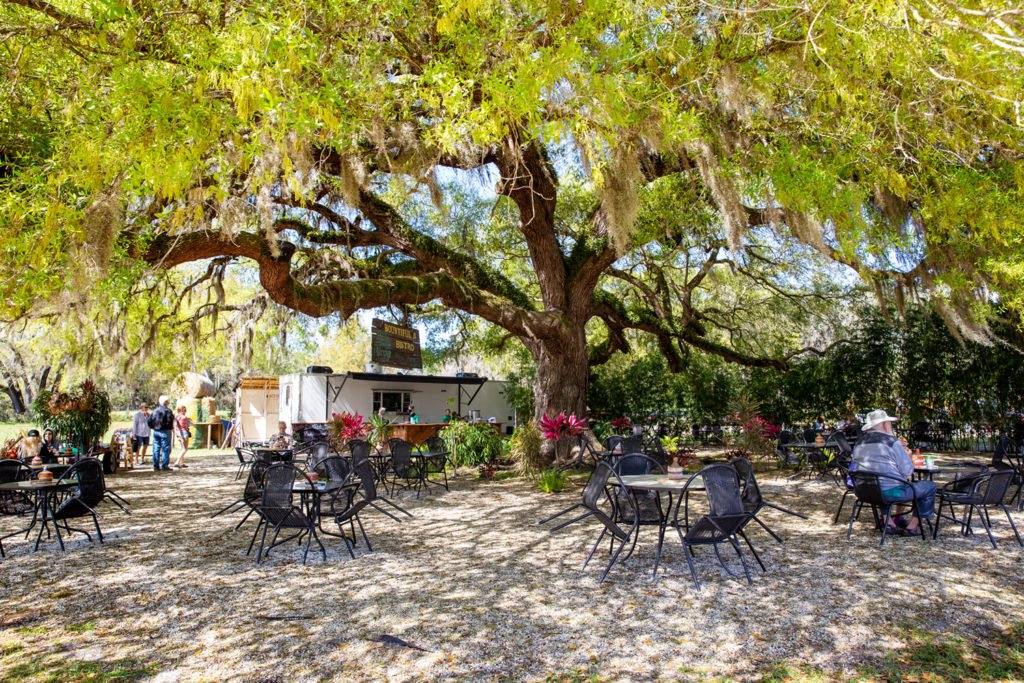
[610,416,632,433]
[327,411,369,447]
[538,412,587,441]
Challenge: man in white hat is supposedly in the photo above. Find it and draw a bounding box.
[851,409,936,535]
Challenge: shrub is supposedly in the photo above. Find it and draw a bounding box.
[537,468,569,493]
[509,421,544,476]
[440,421,504,467]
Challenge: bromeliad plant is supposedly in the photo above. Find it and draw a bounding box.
[539,412,587,465]
[327,411,369,449]
[610,416,633,434]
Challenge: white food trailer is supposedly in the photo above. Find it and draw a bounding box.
[279,370,516,436]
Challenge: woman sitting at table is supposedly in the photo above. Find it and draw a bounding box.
[39,428,60,464]
[18,429,43,462]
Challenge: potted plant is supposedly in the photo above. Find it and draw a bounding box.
[33,380,112,456]
[367,413,393,450]
[327,411,370,450]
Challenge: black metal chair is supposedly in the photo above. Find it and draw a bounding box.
[350,451,413,520]
[846,470,930,546]
[731,457,807,544]
[0,459,33,516]
[385,438,426,498]
[306,442,334,472]
[418,436,450,491]
[252,463,325,564]
[607,435,642,455]
[234,446,256,480]
[992,436,1023,511]
[775,430,800,468]
[49,458,107,551]
[934,468,1022,548]
[547,462,639,584]
[612,454,666,535]
[674,464,765,590]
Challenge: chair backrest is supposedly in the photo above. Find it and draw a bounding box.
[803,427,817,443]
[849,470,893,506]
[389,439,415,476]
[351,453,379,501]
[582,462,632,539]
[61,457,105,507]
[243,459,271,504]
[607,435,642,454]
[261,463,299,512]
[348,439,372,462]
[972,468,1015,505]
[843,424,862,441]
[910,421,930,439]
[730,457,762,513]
[0,459,30,484]
[314,455,350,483]
[306,442,333,471]
[613,453,663,476]
[778,430,794,445]
[423,436,445,453]
[699,463,745,517]
[993,436,1016,465]
[830,432,852,458]
[236,447,254,464]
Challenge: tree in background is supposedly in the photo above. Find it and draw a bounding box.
[2,2,1022,461]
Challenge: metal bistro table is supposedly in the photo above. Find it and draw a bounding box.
[291,479,358,541]
[617,473,704,578]
[0,477,80,551]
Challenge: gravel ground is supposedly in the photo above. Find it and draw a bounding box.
[1,452,1022,682]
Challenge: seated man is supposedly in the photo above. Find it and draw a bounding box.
[267,421,292,449]
[852,409,936,535]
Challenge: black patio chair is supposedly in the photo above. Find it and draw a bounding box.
[0,459,33,516]
[731,457,807,544]
[252,463,325,565]
[775,430,800,468]
[350,451,413,521]
[418,436,450,491]
[49,458,107,551]
[234,446,257,480]
[548,462,638,583]
[845,470,930,546]
[674,463,765,591]
[606,435,642,456]
[992,436,1023,511]
[385,438,425,498]
[306,441,334,472]
[824,432,853,488]
[537,462,608,529]
[98,469,131,515]
[934,468,1021,548]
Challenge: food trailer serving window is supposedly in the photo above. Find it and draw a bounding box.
[372,391,411,414]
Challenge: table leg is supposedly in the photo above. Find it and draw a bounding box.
[33,490,52,551]
[652,492,674,579]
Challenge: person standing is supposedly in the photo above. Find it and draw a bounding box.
[148,396,175,471]
[173,405,193,469]
[132,402,151,465]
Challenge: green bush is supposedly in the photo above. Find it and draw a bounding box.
[440,421,504,467]
[537,468,569,493]
[509,421,543,476]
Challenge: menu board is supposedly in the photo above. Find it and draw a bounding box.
[371,319,423,369]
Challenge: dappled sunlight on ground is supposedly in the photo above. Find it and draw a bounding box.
[1,451,1022,681]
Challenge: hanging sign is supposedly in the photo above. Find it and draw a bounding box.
[371,319,423,369]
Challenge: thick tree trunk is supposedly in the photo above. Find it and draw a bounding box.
[531,327,590,466]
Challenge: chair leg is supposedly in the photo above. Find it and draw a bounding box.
[1001,505,1023,547]
[52,516,66,552]
[833,491,850,525]
[354,514,372,552]
[234,508,256,532]
[730,538,753,584]
[738,530,767,572]
[975,505,998,549]
[246,519,264,555]
[764,502,809,520]
[539,504,583,525]
[92,512,104,544]
[366,501,403,523]
[599,532,631,584]
[847,500,861,540]
[879,507,892,547]
[255,522,270,563]
[582,528,607,570]
[752,515,784,544]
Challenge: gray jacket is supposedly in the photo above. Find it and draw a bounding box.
[851,429,912,485]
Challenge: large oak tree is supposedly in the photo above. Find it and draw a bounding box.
[2,1,1022,452]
